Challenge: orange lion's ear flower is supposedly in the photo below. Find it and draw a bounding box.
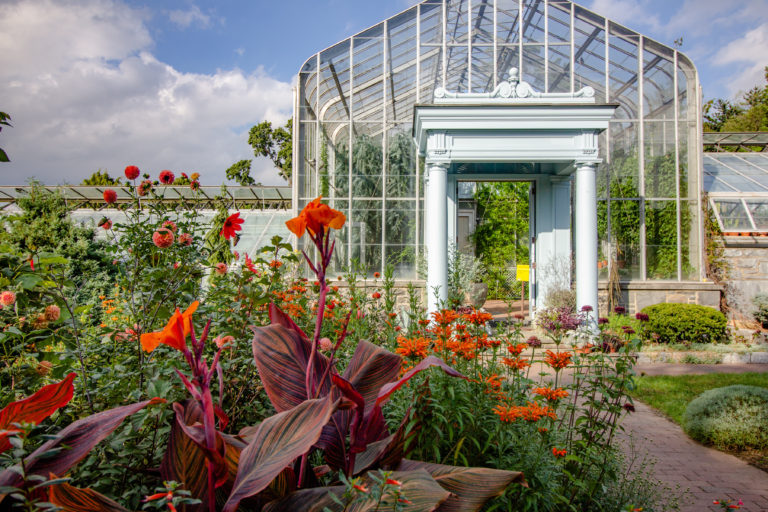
[286,197,345,238]
[140,301,199,353]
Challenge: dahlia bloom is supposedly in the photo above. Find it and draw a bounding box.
[152,228,174,248]
[162,220,177,233]
[44,305,61,321]
[220,212,244,240]
[214,262,228,275]
[159,170,175,184]
[138,180,153,196]
[124,165,140,180]
[0,291,16,306]
[103,189,117,204]
[178,233,193,246]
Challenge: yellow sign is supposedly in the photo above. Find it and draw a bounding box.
[516,264,530,282]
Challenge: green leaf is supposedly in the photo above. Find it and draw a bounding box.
[396,459,525,511]
[222,395,338,512]
[17,273,43,289]
[0,148,8,162]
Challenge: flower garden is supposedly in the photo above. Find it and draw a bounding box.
[0,168,682,511]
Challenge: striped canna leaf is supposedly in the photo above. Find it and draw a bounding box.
[0,373,76,454]
[251,323,332,413]
[396,459,525,511]
[0,398,165,489]
[222,395,338,512]
[48,480,131,512]
[262,469,451,512]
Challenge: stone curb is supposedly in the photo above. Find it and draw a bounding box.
[636,351,768,364]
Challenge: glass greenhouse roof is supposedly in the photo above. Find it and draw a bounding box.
[704,153,768,233]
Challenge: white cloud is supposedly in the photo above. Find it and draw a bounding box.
[713,23,768,98]
[168,5,211,29]
[0,0,293,186]
[584,0,661,33]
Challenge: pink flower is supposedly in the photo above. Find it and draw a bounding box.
[215,262,228,275]
[152,228,174,248]
[0,291,16,306]
[124,165,140,180]
[173,262,180,269]
[178,233,193,246]
[319,337,333,351]
[214,335,235,349]
[233,251,239,261]
[138,180,152,196]
[44,305,60,321]
[103,189,117,204]
[162,220,177,233]
[159,170,175,184]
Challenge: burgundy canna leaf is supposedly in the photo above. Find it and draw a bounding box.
[251,324,331,413]
[0,398,165,489]
[268,302,308,340]
[0,373,76,454]
[48,480,131,512]
[222,395,338,512]
[396,459,525,512]
[169,402,229,490]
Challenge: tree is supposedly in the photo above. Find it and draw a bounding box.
[226,119,292,185]
[80,170,121,186]
[704,66,768,133]
[0,111,11,162]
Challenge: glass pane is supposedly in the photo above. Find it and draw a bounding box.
[522,0,545,43]
[351,199,383,274]
[386,128,417,198]
[746,200,768,230]
[642,39,675,119]
[496,0,520,45]
[445,46,469,93]
[714,199,752,231]
[644,121,676,198]
[646,200,677,279]
[522,44,545,91]
[446,0,469,45]
[547,2,571,44]
[608,121,640,198]
[351,131,383,197]
[609,24,639,119]
[573,14,605,98]
[352,36,384,121]
[471,45,495,92]
[471,0,495,45]
[547,44,571,92]
[610,200,642,279]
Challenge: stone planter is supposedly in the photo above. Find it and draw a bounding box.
[465,282,488,309]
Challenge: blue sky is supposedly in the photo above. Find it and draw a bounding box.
[1,0,767,187]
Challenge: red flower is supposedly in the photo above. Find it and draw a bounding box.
[99,219,112,230]
[552,447,567,458]
[220,212,244,240]
[372,292,381,299]
[373,272,381,278]
[178,233,193,246]
[190,180,200,191]
[124,165,140,180]
[103,189,117,204]
[285,197,346,238]
[159,170,175,184]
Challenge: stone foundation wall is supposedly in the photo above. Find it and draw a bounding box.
[598,281,722,315]
[722,238,768,315]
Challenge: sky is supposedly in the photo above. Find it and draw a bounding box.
[1,0,767,187]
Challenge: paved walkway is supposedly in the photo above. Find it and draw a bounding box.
[619,364,768,511]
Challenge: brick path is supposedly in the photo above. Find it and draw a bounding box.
[619,364,768,511]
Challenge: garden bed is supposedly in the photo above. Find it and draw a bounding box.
[630,372,768,472]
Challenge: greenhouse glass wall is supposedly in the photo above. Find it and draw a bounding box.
[294,0,702,284]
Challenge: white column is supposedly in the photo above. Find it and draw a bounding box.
[425,161,449,313]
[574,161,599,331]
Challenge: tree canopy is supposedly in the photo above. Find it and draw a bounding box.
[704,66,768,133]
[226,119,292,186]
[80,170,121,186]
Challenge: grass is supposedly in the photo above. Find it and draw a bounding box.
[630,372,768,424]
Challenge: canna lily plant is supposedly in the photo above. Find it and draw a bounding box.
[0,198,524,511]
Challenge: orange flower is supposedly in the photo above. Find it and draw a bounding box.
[502,357,530,371]
[544,350,572,370]
[507,342,527,356]
[140,302,199,353]
[285,197,346,238]
[532,387,569,401]
[396,336,429,359]
[552,447,567,458]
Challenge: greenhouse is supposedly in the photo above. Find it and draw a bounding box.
[294,0,705,316]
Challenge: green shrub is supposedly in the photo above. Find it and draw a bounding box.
[640,303,727,344]
[683,385,768,450]
[752,293,768,325]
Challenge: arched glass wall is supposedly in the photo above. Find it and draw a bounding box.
[295,0,702,281]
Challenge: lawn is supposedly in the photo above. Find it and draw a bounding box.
[630,372,768,424]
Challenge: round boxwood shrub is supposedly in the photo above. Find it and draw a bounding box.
[682,385,768,450]
[640,303,726,344]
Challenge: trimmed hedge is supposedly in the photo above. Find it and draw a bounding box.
[640,303,727,344]
[683,385,768,450]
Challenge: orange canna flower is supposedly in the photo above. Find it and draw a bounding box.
[285,197,346,238]
[140,302,199,353]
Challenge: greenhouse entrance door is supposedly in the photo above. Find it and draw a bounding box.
[413,71,616,325]
[453,179,532,316]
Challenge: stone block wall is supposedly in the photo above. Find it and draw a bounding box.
[722,237,768,315]
[598,281,722,315]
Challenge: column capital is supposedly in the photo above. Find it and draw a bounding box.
[574,159,601,170]
[425,160,449,173]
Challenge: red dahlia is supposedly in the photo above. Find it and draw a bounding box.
[220,212,244,240]
[159,170,175,184]
[103,189,117,204]
[124,165,140,180]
